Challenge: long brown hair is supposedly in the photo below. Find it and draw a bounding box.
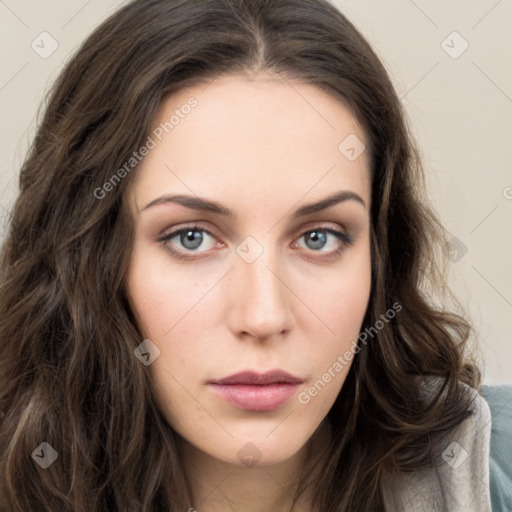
[0,0,481,510]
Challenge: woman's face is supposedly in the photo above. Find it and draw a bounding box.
[126,73,372,468]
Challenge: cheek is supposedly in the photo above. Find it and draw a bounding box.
[127,271,170,339]
[126,242,208,339]
[294,244,371,338]
[293,246,371,396]
[126,255,210,431]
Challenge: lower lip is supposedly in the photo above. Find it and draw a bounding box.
[209,383,301,411]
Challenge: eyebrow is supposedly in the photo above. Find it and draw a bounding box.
[141,190,366,218]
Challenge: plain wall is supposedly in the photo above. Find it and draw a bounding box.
[0,0,510,384]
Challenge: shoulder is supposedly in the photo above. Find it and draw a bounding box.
[479,384,512,511]
[382,377,494,511]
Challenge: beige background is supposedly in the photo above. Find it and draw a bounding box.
[0,1,510,384]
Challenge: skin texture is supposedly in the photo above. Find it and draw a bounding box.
[125,72,372,511]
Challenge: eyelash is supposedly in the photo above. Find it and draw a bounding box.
[156,224,354,262]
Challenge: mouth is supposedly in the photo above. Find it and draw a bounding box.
[207,370,303,412]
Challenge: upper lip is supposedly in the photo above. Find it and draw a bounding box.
[209,370,303,385]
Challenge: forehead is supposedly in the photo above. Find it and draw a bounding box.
[129,73,371,214]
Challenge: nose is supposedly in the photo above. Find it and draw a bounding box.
[226,248,292,341]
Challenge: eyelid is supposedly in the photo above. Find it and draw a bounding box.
[156,222,221,249]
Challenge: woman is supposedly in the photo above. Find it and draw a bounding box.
[0,0,510,510]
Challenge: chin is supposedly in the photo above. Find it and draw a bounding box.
[198,428,314,469]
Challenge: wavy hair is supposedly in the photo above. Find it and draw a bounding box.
[0,0,482,510]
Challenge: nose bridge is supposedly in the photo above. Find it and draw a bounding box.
[229,240,290,339]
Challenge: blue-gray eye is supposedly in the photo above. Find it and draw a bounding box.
[158,226,217,254]
[304,230,327,250]
[179,229,204,250]
[298,228,347,252]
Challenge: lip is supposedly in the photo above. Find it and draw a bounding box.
[208,370,303,412]
[210,370,303,386]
